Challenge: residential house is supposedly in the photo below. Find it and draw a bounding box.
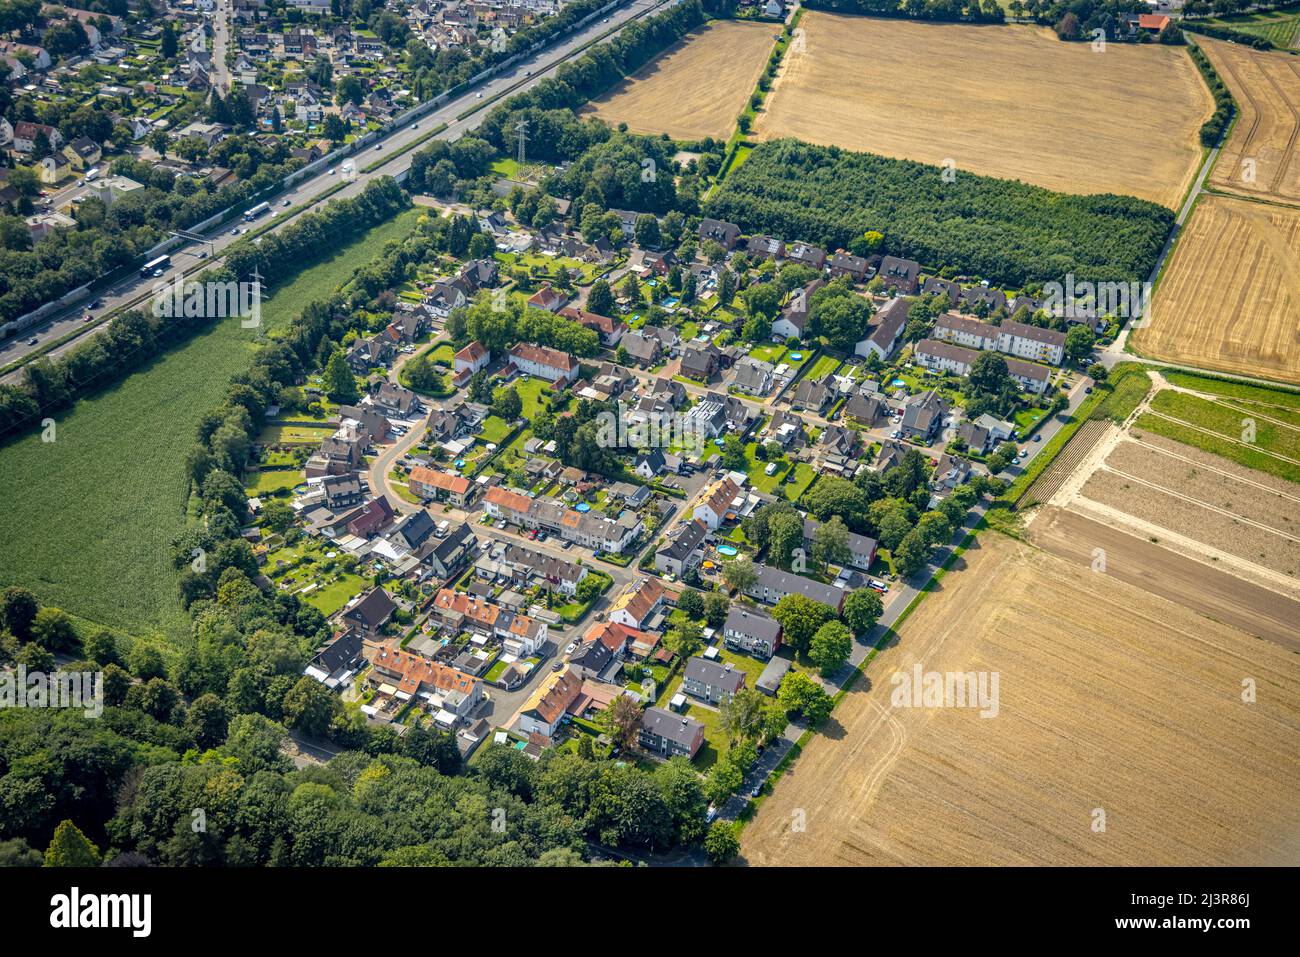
[511,667,583,739]
[526,281,568,312]
[802,517,878,571]
[421,522,479,580]
[621,330,661,367]
[408,467,475,507]
[320,473,364,509]
[854,296,910,361]
[878,256,921,295]
[915,339,1049,394]
[899,389,948,441]
[371,381,423,418]
[733,356,775,396]
[699,217,741,250]
[339,587,396,638]
[508,342,578,384]
[723,606,782,660]
[828,250,869,282]
[956,420,992,455]
[745,563,845,612]
[560,306,624,347]
[790,376,834,414]
[640,707,705,759]
[844,393,888,427]
[608,577,666,630]
[654,518,709,577]
[785,241,826,270]
[682,656,746,705]
[931,452,972,492]
[367,647,484,720]
[680,343,721,382]
[747,234,785,260]
[772,278,826,341]
[693,477,741,530]
[347,336,397,373]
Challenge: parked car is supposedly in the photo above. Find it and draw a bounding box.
[564,642,577,655]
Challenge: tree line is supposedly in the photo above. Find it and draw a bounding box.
[0,142,304,328]
[704,139,1175,288]
[0,178,409,443]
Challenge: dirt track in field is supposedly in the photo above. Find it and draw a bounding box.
[741,534,1300,866]
[580,20,775,141]
[753,15,1211,207]
[1201,36,1300,206]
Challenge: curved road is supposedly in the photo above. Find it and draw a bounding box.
[0,0,668,384]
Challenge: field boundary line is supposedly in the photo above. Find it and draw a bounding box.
[1188,392,1300,431]
[1066,493,1300,600]
[1096,463,1300,545]
[1126,434,1300,505]
[1142,410,1300,467]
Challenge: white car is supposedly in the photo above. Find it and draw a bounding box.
[564,642,577,655]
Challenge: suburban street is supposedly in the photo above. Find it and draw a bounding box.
[210,3,233,96]
[0,0,669,382]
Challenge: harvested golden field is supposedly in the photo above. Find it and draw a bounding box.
[1202,37,1300,205]
[579,20,775,140]
[742,533,1300,866]
[1132,194,1300,384]
[753,15,1212,207]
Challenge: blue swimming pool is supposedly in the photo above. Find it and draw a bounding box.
[717,545,739,557]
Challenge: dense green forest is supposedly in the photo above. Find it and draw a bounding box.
[704,139,1174,288]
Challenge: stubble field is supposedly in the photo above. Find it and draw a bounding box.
[579,19,775,141]
[1201,36,1300,205]
[1131,194,1300,385]
[741,533,1300,866]
[752,15,1212,208]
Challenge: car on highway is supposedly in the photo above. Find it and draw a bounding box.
[27,337,39,345]
[375,144,382,150]
[412,123,418,130]
[476,92,483,98]
[282,199,291,206]
[152,268,165,277]
[327,168,335,175]
[82,314,93,323]
[230,227,240,236]
[524,69,532,76]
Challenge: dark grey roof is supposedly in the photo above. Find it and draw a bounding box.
[342,587,396,629]
[642,705,703,747]
[684,655,746,693]
[657,519,708,562]
[724,606,781,643]
[752,564,842,607]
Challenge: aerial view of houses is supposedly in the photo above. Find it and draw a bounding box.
[0,0,1292,909]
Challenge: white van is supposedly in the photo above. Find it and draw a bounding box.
[84,167,100,182]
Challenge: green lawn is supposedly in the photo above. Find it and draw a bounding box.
[259,423,336,445]
[244,469,303,496]
[478,415,514,444]
[803,352,839,382]
[742,442,815,498]
[514,376,551,419]
[1204,11,1300,46]
[0,207,421,646]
